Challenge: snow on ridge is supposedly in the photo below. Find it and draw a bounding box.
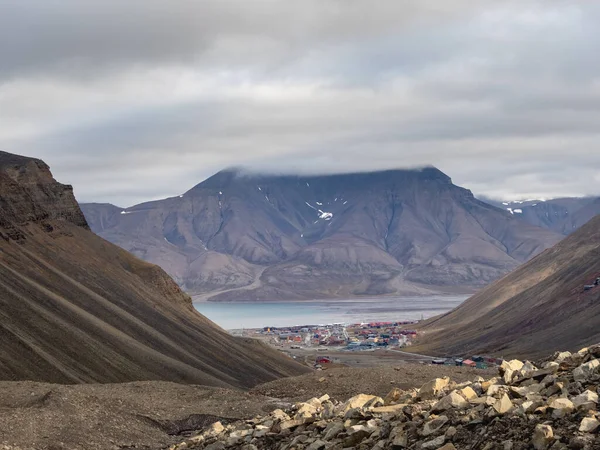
[318,209,333,220]
[514,208,523,214]
[305,201,317,210]
[316,201,323,206]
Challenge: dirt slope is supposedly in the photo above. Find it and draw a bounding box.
[411,214,600,359]
[0,151,308,387]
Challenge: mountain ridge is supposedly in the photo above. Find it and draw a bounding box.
[81,166,563,301]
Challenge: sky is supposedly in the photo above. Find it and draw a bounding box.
[1,1,599,207]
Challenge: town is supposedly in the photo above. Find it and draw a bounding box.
[234,321,501,369]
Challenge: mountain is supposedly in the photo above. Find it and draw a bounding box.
[411,214,600,359]
[482,196,600,235]
[81,167,563,301]
[0,151,308,386]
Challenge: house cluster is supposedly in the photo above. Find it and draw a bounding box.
[256,320,419,350]
[431,354,502,369]
[344,321,418,350]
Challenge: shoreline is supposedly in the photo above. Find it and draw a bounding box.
[191,291,475,304]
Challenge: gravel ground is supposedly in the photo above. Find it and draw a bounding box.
[0,364,494,449]
[251,362,494,402]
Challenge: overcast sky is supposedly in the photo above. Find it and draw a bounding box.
[1,1,599,206]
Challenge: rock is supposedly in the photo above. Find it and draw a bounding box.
[419,377,450,400]
[371,404,407,414]
[342,429,371,447]
[532,424,554,450]
[573,359,600,382]
[493,394,513,415]
[501,360,524,384]
[438,445,457,450]
[270,409,290,422]
[342,394,379,412]
[579,417,600,433]
[433,392,469,411]
[422,415,449,436]
[364,396,385,409]
[205,421,225,437]
[391,429,408,449]
[572,390,598,408]
[481,378,499,393]
[307,439,327,450]
[554,351,572,363]
[385,388,403,405]
[323,421,344,440]
[421,435,446,449]
[548,398,575,418]
[459,386,478,400]
[279,419,306,431]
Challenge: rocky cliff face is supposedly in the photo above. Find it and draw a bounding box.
[0,151,88,237]
[82,168,563,301]
[0,151,308,385]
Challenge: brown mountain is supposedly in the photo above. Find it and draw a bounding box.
[411,214,600,359]
[483,197,600,235]
[0,151,308,386]
[81,168,563,301]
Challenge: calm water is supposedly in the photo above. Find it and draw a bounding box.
[193,296,468,329]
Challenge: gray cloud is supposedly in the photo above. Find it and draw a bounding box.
[0,0,599,206]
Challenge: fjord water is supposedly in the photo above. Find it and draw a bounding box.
[193,296,468,329]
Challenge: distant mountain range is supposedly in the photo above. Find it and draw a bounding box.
[81,167,563,301]
[413,213,600,359]
[481,196,600,235]
[0,151,306,385]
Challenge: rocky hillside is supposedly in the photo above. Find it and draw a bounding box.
[170,345,600,450]
[484,197,600,235]
[81,168,562,301]
[411,214,600,359]
[0,151,308,386]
